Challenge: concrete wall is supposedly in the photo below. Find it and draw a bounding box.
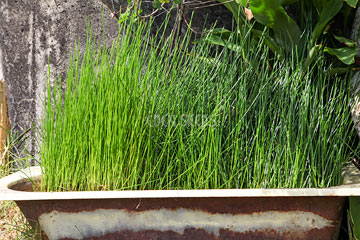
[351,8,360,138]
[0,0,233,161]
[0,0,120,159]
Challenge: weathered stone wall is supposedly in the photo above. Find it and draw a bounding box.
[352,8,360,138]
[0,0,233,161]
[0,0,120,159]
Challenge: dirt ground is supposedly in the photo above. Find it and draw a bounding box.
[0,201,40,239]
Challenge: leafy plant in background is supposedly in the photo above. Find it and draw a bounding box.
[114,0,358,68]
[208,0,359,68]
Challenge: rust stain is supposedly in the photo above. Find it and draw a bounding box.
[15,196,344,240]
[37,208,335,239]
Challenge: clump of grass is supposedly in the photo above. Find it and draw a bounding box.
[41,17,358,192]
[0,131,41,240]
[0,200,41,240]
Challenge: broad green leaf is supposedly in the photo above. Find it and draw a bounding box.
[251,29,282,54]
[350,197,360,240]
[203,29,242,52]
[210,28,233,39]
[235,0,247,7]
[324,46,358,65]
[152,0,162,9]
[174,0,182,4]
[333,34,357,47]
[311,0,343,44]
[345,0,358,7]
[249,0,278,27]
[328,67,351,75]
[249,0,301,47]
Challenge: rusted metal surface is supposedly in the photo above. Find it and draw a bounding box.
[0,167,356,239]
[15,196,344,240]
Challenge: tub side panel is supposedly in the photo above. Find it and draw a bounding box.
[15,196,344,240]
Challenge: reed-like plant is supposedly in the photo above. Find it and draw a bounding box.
[41,18,358,191]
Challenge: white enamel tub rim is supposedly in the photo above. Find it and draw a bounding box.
[1,166,360,201]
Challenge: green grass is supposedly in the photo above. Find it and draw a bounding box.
[40,17,358,192]
[0,131,41,240]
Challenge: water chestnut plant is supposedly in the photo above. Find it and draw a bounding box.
[41,18,358,192]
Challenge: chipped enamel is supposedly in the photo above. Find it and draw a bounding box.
[39,208,333,240]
